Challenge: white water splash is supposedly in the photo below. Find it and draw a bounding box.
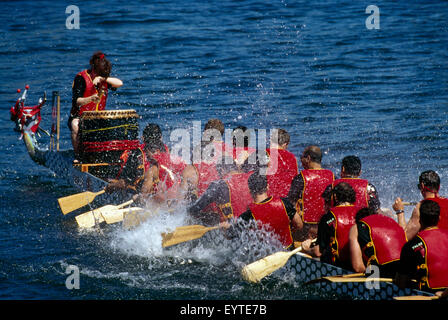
[107,201,286,270]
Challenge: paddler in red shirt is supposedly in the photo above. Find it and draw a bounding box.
[395,200,448,293]
[322,155,381,213]
[69,51,123,160]
[393,170,448,240]
[181,119,232,203]
[187,157,253,226]
[301,182,361,270]
[265,128,298,199]
[287,145,335,241]
[238,172,301,250]
[348,207,407,277]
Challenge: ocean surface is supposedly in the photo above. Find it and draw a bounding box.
[0,0,447,301]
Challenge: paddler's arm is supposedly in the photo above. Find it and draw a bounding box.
[135,164,159,205]
[301,239,320,257]
[393,197,406,227]
[287,174,304,209]
[405,203,421,240]
[187,180,227,218]
[303,212,333,258]
[180,164,199,202]
[349,224,366,273]
[281,198,303,232]
[393,197,421,239]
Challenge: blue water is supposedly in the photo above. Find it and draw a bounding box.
[1,0,447,300]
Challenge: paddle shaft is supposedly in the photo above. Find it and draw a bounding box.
[75,199,134,228]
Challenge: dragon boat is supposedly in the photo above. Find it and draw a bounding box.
[9,86,139,216]
[195,227,437,300]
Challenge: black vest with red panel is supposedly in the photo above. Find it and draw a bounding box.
[415,227,448,290]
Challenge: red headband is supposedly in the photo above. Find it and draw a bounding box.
[99,54,105,60]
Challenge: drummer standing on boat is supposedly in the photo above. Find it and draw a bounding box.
[69,51,123,161]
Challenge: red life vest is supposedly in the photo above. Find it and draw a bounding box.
[201,140,232,164]
[333,178,369,209]
[424,197,448,230]
[300,169,335,224]
[416,227,448,290]
[77,70,108,116]
[151,146,186,191]
[359,214,407,266]
[329,205,359,264]
[221,171,253,219]
[232,146,256,165]
[266,148,298,198]
[249,197,293,248]
[194,162,221,197]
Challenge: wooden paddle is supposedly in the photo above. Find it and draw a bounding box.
[403,202,417,206]
[161,225,220,248]
[394,295,439,301]
[58,189,106,214]
[75,199,133,228]
[241,240,316,283]
[394,287,446,300]
[102,207,144,225]
[305,275,394,285]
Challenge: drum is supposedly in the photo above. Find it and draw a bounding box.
[79,110,141,164]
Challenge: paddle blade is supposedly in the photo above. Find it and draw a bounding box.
[122,209,156,230]
[102,207,144,225]
[241,250,296,283]
[75,208,106,228]
[58,189,105,214]
[161,225,218,248]
[74,200,134,228]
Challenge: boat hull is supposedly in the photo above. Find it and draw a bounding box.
[287,253,434,300]
[197,227,435,300]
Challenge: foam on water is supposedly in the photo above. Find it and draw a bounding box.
[107,200,287,271]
